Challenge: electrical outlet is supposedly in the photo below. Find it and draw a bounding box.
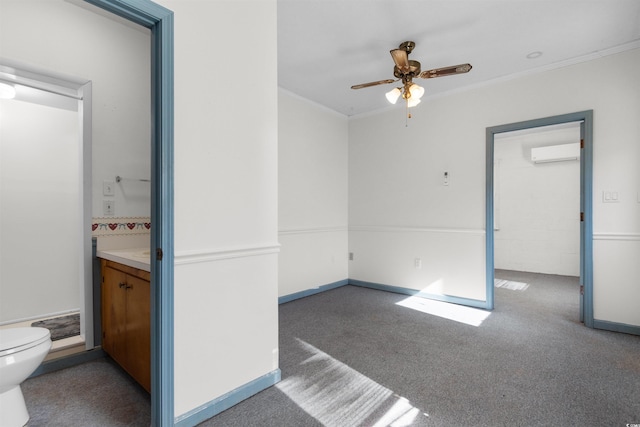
[103,200,115,216]
[414,258,422,269]
[349,252,354,261]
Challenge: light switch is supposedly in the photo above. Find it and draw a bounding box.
[103,181,115,196]
[602,191,619,203]
[443,171,449,186]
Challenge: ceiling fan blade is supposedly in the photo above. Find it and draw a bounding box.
[390,49,410,72]
[351,79,396,90]
[419,63,473,79]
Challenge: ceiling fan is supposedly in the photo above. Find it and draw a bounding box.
[351,41,472,109]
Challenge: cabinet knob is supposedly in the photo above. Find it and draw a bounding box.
[125,284,133,290]
[119,282,126,288]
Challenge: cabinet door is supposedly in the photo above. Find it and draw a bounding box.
[102,265,128,367]
[125,274,151,392]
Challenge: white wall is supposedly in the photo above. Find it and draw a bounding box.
[494,124,581,276]
[349,48,640,327]
[278,90,349,297]
[348,98,487,301]
[0,99,80,322]
[155,0,279,417]
[0,0,151,219]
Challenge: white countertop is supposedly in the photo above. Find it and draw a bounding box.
[97,248,151,272]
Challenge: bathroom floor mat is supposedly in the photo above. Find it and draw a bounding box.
[31,313,80,341]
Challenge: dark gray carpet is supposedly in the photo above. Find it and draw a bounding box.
[31,313,80,341]
[23,358,150,426]
[21,271,640,426]
[206,272,640,427]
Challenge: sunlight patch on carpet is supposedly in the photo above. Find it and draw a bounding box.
[494,279,529,291]
[396,297,491,327]
[277,338,428,427]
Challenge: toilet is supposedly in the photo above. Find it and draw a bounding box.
[0,327,51,427]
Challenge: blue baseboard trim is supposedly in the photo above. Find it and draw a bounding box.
[174,369,281,427]
[30,348,105,378]
[279,279,349,304]
[348,279,490,310]
[593,319,640,336]
[278,278,489,310]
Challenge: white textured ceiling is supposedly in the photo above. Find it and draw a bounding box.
[278,0,640,116]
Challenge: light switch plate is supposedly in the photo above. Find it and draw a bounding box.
[103,181,115,196]
[103,200,115,216]
[602,190,619,203]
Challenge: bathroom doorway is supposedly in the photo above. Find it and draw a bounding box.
[1,0,153,357]
[85,2,175,424]
[2,1,174,424]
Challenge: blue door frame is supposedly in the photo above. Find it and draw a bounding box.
[485,111,593,327]
[84,0,174,425]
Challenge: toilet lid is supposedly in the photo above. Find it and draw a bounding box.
[0,327,51,356]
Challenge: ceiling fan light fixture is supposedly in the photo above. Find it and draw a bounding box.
[409,83,424,100]
[350,41,472,117]
[407,97,421,108]
[385,87,401,104]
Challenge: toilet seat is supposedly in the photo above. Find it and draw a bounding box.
[0,327,51,357]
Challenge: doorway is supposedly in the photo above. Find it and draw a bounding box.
[493,122,581,318]
[83,1,175,425]
[485,111,594,327]
[1,0,174,424]
[0,64,93,351]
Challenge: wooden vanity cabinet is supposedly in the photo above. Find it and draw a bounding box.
[101,259,150,392]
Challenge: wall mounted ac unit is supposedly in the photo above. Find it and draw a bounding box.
[531,143,580,163]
